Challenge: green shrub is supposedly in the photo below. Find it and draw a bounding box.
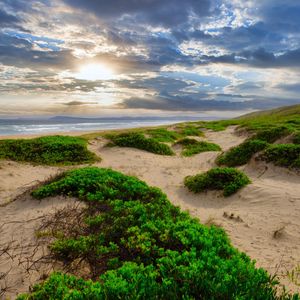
[197,120,239,131]
[146,128,182,142]
[260,144,300,169]
[108,132,174,155]
[18,167,297,299]
[178,125,204,137]
[31,167,160,200]
[0,136,98,165]
[216,139,268,166]
[252,126,291,143]
[176,138,221,156]
[293,132,300,144]
[184,167,251,196]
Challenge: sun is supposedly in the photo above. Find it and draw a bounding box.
[75,63,115,81]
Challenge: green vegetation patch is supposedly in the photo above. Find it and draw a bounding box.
[192,105,300,134]
[236,105,300,133]
[0,135,98,165]
[176,138,221,157]
[293,132,300,144]
[177,124,204,137]
[146,128,182,142]
[184,167,251,196]
[252,126,291,143]
[18,166,297,299]
[107,132,174,155]
[216,139,268,167]
[259,144,300,169]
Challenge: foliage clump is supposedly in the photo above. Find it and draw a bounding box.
[217,139,268,166]
[18,166,296,299]
[177,124,204,137]
[0,136,98,165]
[145,128,182,142]
[196,120,239,131]
[259,144,300,169]
[252,126,291,143]
[107,132,174,155]
[293,132,300,144]
[176,138,221,156]
[184,167,251,196]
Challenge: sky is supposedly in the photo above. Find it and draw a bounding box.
[0,0,300,118]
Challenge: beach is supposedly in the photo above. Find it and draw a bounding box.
[1,125,299,298]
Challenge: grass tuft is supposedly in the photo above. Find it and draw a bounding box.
[184,167,251,196]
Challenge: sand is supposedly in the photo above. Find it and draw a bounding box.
[1,126,300,298]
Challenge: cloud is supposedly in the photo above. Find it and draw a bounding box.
[276,83,300,94]
[1,0,300,115]
[238,47,300,68]
[63,0,212,27]
[0,32,76,70]
[0,9,20,27]
[120,92,300,112]
[62,101,98,106]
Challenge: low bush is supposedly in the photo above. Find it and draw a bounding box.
[252,126,291,143]
[259,144,300,169]
[197,120,239,131]
[293,132,300,144]
[177,125,204,137]
[146,128,182,142]
[184,167,251,196]
[0,136,98,165]
[176,138,221,156]
[216,139,268,166]
[18,167,297,299]
[108,132,174,155]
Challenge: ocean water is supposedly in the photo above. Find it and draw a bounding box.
[0,117,204,136]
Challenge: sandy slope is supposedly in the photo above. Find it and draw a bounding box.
[0,195,78,298]
[0,126,299,298]
[0,161,64,207]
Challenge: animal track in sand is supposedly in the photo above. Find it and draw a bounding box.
[223,211,244,223]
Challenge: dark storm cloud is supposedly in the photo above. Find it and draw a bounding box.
[63,0,211,27]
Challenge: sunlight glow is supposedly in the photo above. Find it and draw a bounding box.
[75,63,115,81]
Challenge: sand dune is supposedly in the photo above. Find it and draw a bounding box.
[1,126,299,298]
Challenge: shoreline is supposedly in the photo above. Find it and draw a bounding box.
[0,123,177,140]
[0,118,208,140]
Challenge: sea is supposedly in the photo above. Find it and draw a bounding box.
[0,116,211,136]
